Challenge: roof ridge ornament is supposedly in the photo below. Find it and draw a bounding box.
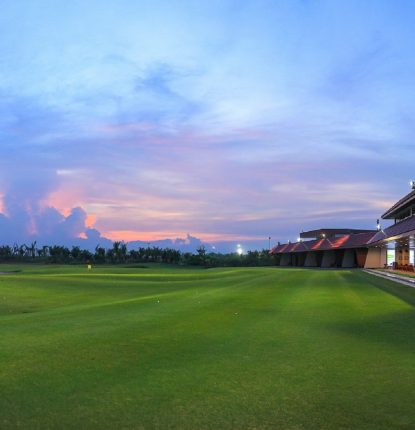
[411,180,415,190]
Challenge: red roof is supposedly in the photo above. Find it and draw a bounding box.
[309,238,331,251]
[289,241,309,253]
[270,243,290,253]
[272,231,379,254]
[283,242,299,253]
[337,232,379,248]
[270,243,284,254]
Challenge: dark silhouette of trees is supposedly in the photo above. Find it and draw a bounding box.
[0,245,12,260]
[94,246,106,263]
[0,242,277,267]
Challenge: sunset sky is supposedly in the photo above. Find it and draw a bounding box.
[1,0,415,250]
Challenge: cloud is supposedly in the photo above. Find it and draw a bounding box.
[0,195,109,249]
[127,233,209,253]
[0,166,112,248]
[1,0,415,249]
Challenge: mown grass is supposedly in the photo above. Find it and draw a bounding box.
[1,265,415,429]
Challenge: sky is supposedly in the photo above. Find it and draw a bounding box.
[1,0,415,252]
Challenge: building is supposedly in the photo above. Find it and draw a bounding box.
[270,184,415,269]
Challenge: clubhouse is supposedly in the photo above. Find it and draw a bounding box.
[270,184,415,269]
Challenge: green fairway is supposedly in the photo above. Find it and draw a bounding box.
[1,265,415,429]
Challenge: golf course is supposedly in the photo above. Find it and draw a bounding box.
[1,265,415,429]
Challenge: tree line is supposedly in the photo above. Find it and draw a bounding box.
[0,242,276,267]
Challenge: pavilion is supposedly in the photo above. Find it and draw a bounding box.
[270,183,415,269]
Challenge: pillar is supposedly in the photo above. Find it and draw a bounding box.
[280,254,290,266]
[342,249,355,268]
[304,252,318,267]
[364,248,384,269]
[321,250,336,268]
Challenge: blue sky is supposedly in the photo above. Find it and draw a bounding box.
[1,0,415,251]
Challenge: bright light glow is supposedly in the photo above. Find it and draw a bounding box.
[236,244,243,255]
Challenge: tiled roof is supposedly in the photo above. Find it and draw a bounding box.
[309,238,331,251]
[283,242,299,253]
[336,232,378,248]
[367,230,387,245]
[270,243,283,253]
[288,241,309,253]
[270,243,290,253]
[327,235,351,248]
[272,232,379,254]
[369,215,415,244]
[382,190,415,219]
[384,215,415,237]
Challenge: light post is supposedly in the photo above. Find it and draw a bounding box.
[268,236,271,251]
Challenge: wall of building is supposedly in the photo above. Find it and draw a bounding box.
[364,248,386,269]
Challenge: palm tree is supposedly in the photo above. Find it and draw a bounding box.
[70,246,81,262]
[94,245,106,263]
[28,241,37,259]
